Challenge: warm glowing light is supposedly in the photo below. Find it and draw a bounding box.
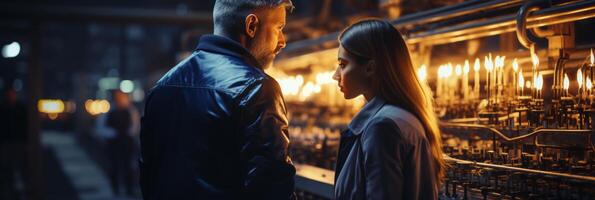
[531,52,539,68]
[474,58,480,72]
[535,73,544,90]
[519,70,524,88]
[446,64,453,77]
[494,56,502,68]
[512,58,519,72]
[85,99,111,115]
[84,100,92,112]
[438,65,445,78]
[578,69,584,89]
[98,100,110,113]
[417,65,427,81]
[591,49,594,65]
[484,56,493,71]
[38,99,65,114]
[455,64,462,76]
[463,60,470,74]
[499,56,506,68]
[563,73,570,90]
[316,71,335,85]
[526,81,532,89]
[300,82,321,100]
[278,75,304,96]
[587,77,593,90]
[491,55,505,69]
[277,70,335,101]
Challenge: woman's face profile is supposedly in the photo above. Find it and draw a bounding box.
[333,45,370,100]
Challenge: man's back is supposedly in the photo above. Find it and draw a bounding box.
[140,35,295,200]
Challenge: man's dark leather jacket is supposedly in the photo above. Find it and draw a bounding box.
[140,35,295,200]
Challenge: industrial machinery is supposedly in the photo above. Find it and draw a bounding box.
[271,0,595,199]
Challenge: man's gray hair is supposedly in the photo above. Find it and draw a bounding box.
[213,0,294,37]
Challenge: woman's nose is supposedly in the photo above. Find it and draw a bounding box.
[332,68,340,81]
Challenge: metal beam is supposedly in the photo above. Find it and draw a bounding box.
[0,4,212,26]
[391,0,523,29]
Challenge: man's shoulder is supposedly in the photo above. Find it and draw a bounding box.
[154,51,269,96]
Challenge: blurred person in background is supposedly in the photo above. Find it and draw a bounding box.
[105,90,140,196]
[0,87,28,200]
[139,0,296,199]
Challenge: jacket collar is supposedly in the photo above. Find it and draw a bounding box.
[347,97,386,135]
[196,34,263,69]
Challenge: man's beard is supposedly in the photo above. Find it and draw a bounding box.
[248,38,281,69]
[251,47,278,69]
[259,53,276,69]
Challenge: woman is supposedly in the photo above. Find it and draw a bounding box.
[332,19,445,200]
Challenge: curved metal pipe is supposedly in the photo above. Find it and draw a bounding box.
[531,26,554,37]
[444,156,595,182]
[516,1,541,51]
[516,0,551,56]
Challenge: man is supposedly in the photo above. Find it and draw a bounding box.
[106,90,139,196]
[139,0,295,199]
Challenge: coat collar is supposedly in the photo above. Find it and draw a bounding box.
[347,97,386,135]
[196,34,263,69]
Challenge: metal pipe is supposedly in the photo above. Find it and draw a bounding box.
[516,0,546,50]
[532,26,555,37]
[553,50,570,100]
[392,0,523,28]
[282,0,595,57]
[445,156,595,182]
[440,122,592,142]
[283,0,525,54]
[406,0,595,45]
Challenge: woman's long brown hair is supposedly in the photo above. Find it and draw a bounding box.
[339,19,446,185]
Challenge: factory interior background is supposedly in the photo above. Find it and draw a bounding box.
[1,0,595,199]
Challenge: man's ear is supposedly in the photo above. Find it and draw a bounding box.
[365,60,376,77]
[245,14,259,38]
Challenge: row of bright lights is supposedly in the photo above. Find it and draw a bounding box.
[85,99,111,115]
[36,78,138,119]
[277,71,335,101]
[38,99,111,120]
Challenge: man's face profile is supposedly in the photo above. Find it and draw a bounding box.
[246,5,287,69]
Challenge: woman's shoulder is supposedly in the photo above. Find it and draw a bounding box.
[377,104,424,132]
[362,104,426,143]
